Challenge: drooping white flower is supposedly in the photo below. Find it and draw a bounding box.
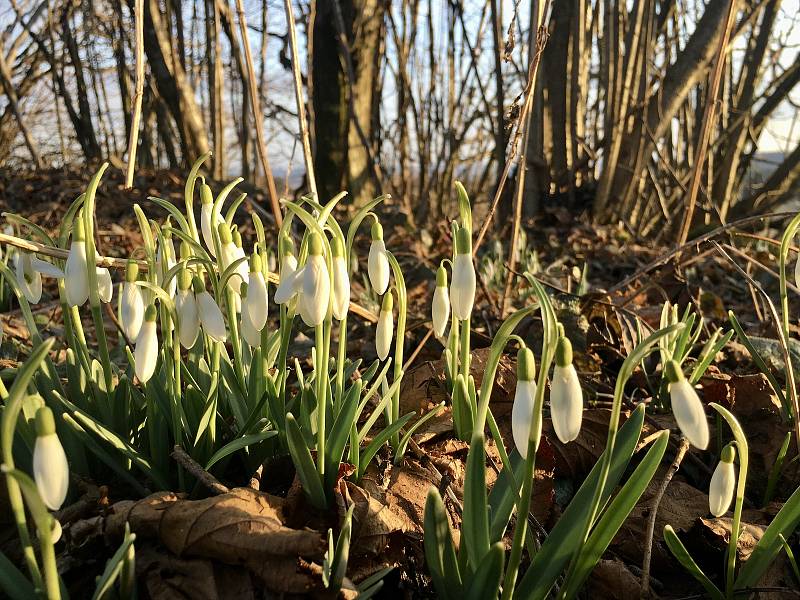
[64,219,90,307]
[134,305,159,383]
[119,260,145,341]
[512,346,539,459]
[450,226,476,321]
[709,444,736,517]
[666,360,709,449]
[331,237,350,321]
[195,277,227,342]
[176,269,200,349]
[299,232,331,327]
[368,221,390,296]
[200,183,223,257]
[550,336,583,443]
[432,265,450,339]
[376,291,394,360]
[218,223,248,295]
[244,253,268,330]
[32,406,69,511]
[274,234,300,305]
[239,283,262,348]
[96,266,113,304]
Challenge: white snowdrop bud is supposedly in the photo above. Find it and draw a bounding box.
[368,221,390,295]
[512,347,539,459]
[450,227,476,321]
[134,305,159,383]
[550,336,583,443]
[120,261,145,341]
[274,235,299,304]
[376,292,394,360]
[217,223,245,295]
[15,251,42,304]
[200,183,223,257]
[331,237,350,321]
[96,266,113,304]
[709,444,736,517]
[32,406,69,511]
[239,283,262,348]
[64,219,89,307]
[230,229,249,293]
[432,265,450,339]
[299,232,331,327]
[155,228,177,298]
[194,277,227,342]
[176,269,200,349]
[666,360,709,449]
[245,253,268,330]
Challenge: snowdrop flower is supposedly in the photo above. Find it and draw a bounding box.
[299,232,331,327]
[376,291,394,360]
[175,269,200,349]
[194,276,227,342]
[135,305,159,383]
[709,444,736,517]
[331,237,350,320]
[32,406,69,511]
[244,253,268,330]
[96,265,113,304]
[64,219,90,307]
[119,260,145,341]
[231,229,249,292]
[450,226,476,321]
[218,223,248,295]
[40,516,62,545]
[239,283,262,348]
[15,251,64,304]
[512,346,539,459]
[274,234,299,304]
[550,336,583,443]
[200,183,223,257]
[368,221,390,296]
[666,360,709,449]
[432,265,450,339]
[156,230,177,297]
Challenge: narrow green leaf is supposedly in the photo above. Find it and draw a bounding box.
[465,543,504,600]
[286,414,327,509]
[0,551,36,600]
[462,432,490,570]
[205,430,277,470]
[664,525,724,600]
[424,487,461,600]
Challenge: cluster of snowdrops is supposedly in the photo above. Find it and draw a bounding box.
[1,155,799,600]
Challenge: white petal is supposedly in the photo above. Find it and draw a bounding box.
[201,204,223,257]
[245,272,268,330]
[197,291,227,341]
[176,290,200,348]
[240,304,262,347]
[368,240,390,295]
[300,255,330,327]
[274,256,299,304]
[33,434,69,510]
[432,286,450,338]
[96,268,113,303]
[332,256,350,320]
[670,379,709,449]
[156,243,177,297]
[31,258,64,278]
[709,461,736,517]
[376,309,393,360]
[512,380,538,459]
[120,282,145,341]
[134,321,158,383]
[15,252,42,304]
[64,242,89,307]
[450,254,476,321]
[550,364,583,443]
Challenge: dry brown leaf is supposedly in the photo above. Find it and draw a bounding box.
[347,479,411,556]
[106,487,325,594]
[587,559,642,599]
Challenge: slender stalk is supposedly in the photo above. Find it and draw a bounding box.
[315,323,326,475]
[124,0,144,189]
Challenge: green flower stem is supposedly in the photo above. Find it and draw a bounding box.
[387,252,408,450]
[335,315,348,410]
[459,317,471,382]
[184,152,211,242]
[778,212,800,346]
[225,288,245,390]
[710,403,749,596]
[315,323,326,475]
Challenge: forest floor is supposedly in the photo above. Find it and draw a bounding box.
[1,166,799,599]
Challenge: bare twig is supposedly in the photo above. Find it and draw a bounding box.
[640,436,690,598]
[171,445,229,495]
[282,0,317,199]
[123,0,143,189]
